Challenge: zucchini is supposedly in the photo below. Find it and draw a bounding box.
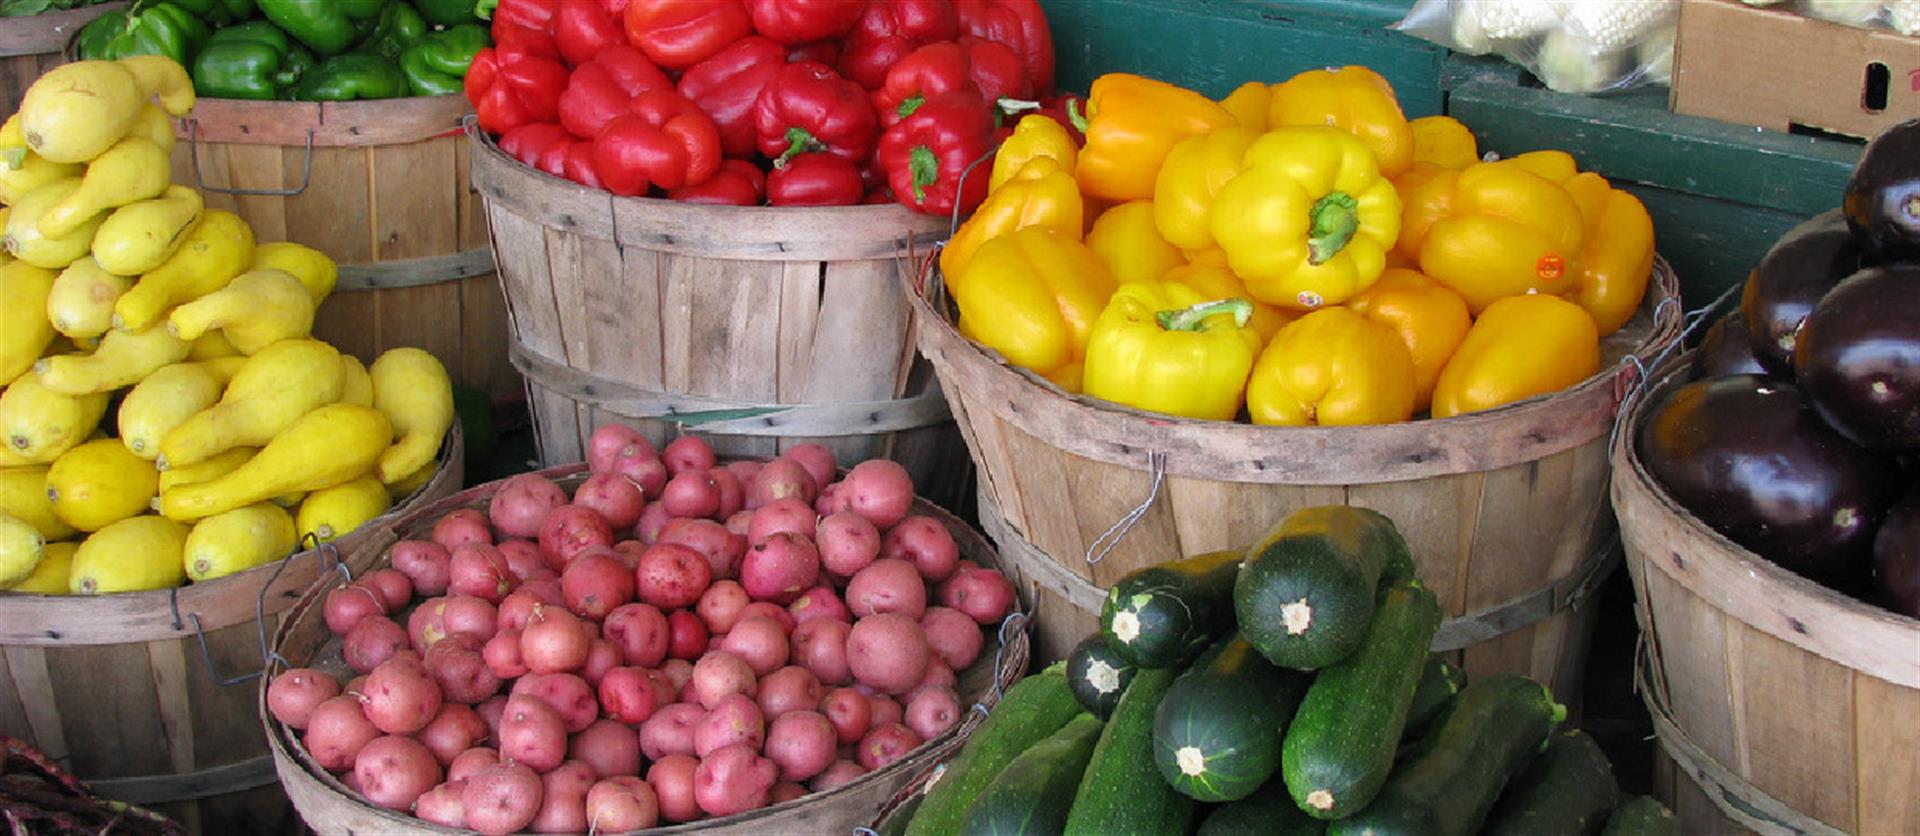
[1100,550,1242,669]
[1601,796,1679,836]
[1197,777,1327,836]
[1282,578,1443,818]
[1327,673,1566,836]
[1404,655,1466,738]
[1483,729,1620,836]
[1063,667,1198,836]
[1153,632,1311,802]
[908,666,1085,836]
[1066,635,1138,720]
[961,713,1106,836]
[1235,506,1416,670]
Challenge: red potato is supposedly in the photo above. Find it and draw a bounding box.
[737,601,797,633]
[304,695,382,772]
[690,650,758,710]
[905,686,962,740]
[920,607,984,671]
[663,435,717,476]
[789,586,852,625]
[815,482,843,517]
[883,516,960,582]
[810,759,866,791]
[389,540,452,597]
[941,567,1016,625]
[483,630,529,680]
[783,444,837,494]
[267,668,340,729]
[499,697,569,772]
[846,559,927,619]
[561,553,636,620]
[867,694,904,729]
[765,710,837,782]
[462,762,544,836]
[323,584,387,637]
[711,467,745,519]
[840,460,915,529]
[475,697,507,747]
[496,587,559,634]
[588,423,651,474]
[639,703,704,761]
[448,746,500,782]
[615,447,671,500]
[697,580,751,634]
[414,780,468,827]
[549,760,598,798]
[740,533,820,604]
[352,735,442,811]
[634,500,673,543]
[602,603,670,668]
[816,511,881,579]
[582,638,623,686]
[819,688,871,746]
[695,744,778,816]
[511,672,600,734]
[419,703,489,765]
[496,539,552,581]
[694,693,766,757]
[771,781,808,803]
[359,569,414,610]
[449,544,515,604]
[746,458,818,510]
[909,661,956,702]
[647,754,702,823]
[343,616,408,674]
[431,508,493,550]
[538,504,615,568]
[661,470,722,519]
[791,618,853,685]
[747,498,817,546]
[571,718,642,779]
[441,595,500,644]
[757,666,824,719]
[659,660,694,696]
[846,614,931,695]
[725,509,754,536]
[489,474,569,539]
[362,656,443,735]
[723,459,763,488]
[598,667,658,724]
[521,605,590,675]
[424,635,501,704]
[586,776,660,831]
[667,610,710,660]
[660,518,742,580]
[610,539,646,568]
[719,616,790,676]
[857,723,923,771]
[636,542,713,609]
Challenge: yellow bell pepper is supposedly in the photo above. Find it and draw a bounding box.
[1085,200,1185,285]
[1345,268,1472,412]
[1082,282,1261,421]
[1402,161,1587,314]
[1160,261,1293,342]
[988,114,1078,195]
[941,156,1082,279]
[1211,127,1402,311]
[1497,150,1580,183]
[1409,115,1478,170]
[947,226,1117,393]
[1430,294,1600,419]
[1246,307,1416,427]
[1075,73,1236,202]
[1268,65,1414,178]
[1219,81,1271,131]
[1561,172,1655,336]
[1152,125,1257,252]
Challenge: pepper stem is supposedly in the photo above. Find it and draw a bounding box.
[998,97,1042,114]
[1307,191,1360,265]
[909,146,938,203]
[775,127,821,167]
[897,94,925,120]
[1155,298,1253,332]
[1067,98,1088,133]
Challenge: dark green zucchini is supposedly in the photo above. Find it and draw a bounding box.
[1100,550,1243,669]
[1066,635,1138,720]
[908,665,1085,836]
[1153,632,1311,802]
[961,713,1106,836]
[1235,506,1416,670]
[1064,667,1198,836]
[1404,655,1466,738]
[1601,796,1679,836]
[1282,578,1443,819]
[1482,729,1620,836]
[1196,776,1327,836]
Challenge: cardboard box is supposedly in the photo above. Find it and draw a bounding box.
[1671,0,1920,140]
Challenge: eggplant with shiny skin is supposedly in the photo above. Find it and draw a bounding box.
[1843,117,1920,262]
[1793,265,1920,452]
[1639,374,1902,589]
[1874,483,1920,618]
[1740,209,1864,378]
[1692,311,1768,380]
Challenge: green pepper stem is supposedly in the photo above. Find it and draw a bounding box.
[909,146,938,203]
[897,94,925,120]
[1067,98,1087,133]
[775,127,821,167]
[1307,191,1360,265]
[1155,298,1253,332]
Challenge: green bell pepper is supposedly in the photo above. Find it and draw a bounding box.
[73,1,212,65]
[257,0,386,56]
[358,1,427,59]
[166,0,255,26]
[397,23,487,97]
[191,21,314,100]
[413,0,476,27]
[295,52,406,101]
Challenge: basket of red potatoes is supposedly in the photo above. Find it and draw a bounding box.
[258,429,1025,835]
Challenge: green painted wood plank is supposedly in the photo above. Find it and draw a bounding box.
[1626,185,1804,307]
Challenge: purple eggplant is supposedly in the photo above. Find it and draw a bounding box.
[1639,374,1902,589]
[1692,310,1768,380]
[1740,210,1864,378]
[1874,483,1920,618]
[1843,117,1920,262]
[1793,264,1920,452]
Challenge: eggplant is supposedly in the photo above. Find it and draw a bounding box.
[1638,374,1902,589]
[1691,311,1768,380]
[1874,483,1920,618]
[1843,117,1920,262]
[1793,264,1920,452]
[1739,209,1864,378]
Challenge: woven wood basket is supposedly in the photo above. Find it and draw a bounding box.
[0,2,123,118]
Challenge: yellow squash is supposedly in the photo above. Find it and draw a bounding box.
[0,260,58,384]
[369,348,453,484]
[157,446,254,494]
[0,465,77,540]
[0,376,107,464]
[340,355,374,407]
[296,475,391,544]
[10,539,74,594]
[1246,307,1416,427]
[118,362,225,460]
[113,209,256,330]
[158,404,392,522]
[166,267,316,354]
[70,514,189,594]
[250,242,338,304]
[0,513,42,588]
[1430,294,1601,418]
[36,136,171,240]
[46,438,158,532]
[184,502,297,582]
[0,147,82,205]
[157,338,346,469]
[91,184,204,277]
[33,322,190,395]
[46,257,131,339]
[4,178,104,269]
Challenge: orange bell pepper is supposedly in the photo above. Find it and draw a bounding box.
[1218,80,1271,131]
[1345,268,1472,412]
[1561,171,1655,336]
[1430,293,1600,418]
[1401,161,1587,313]
[1074,72,1236,202]
[1409,115,1478,170]
[941,156,1082,278]
[1268,65,1414,178]
[1085,200,1186,285]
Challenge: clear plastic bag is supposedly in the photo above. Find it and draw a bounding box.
[1391,0,1681,94]
[1782,0,1920,36]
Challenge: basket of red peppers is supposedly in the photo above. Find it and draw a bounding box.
[464,0,1071,212]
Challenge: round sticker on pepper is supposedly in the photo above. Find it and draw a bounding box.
[1297,290,1324,309]
[1536,254,1566,281]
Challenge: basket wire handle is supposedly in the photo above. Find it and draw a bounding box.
[1606,283,1742,453]
[1085,450,1167,565]
[187,117,317,196]
[945,147,1004,243]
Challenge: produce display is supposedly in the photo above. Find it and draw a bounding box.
[267,430,1019,832]
[897,505,1681,836]
[941,64,1657,426]
[464,0,1074,211]
[0,56,457,595]
[1391,0,1681,93]
[1651,118,1920,620]
[72,0,490,100]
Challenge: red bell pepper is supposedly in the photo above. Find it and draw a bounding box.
[467,46,571,135]
[556,44,673,139]
[623,0,755,70]
[493,24,562,60]
[561,141,605,189]
[554,0,624,67]
[872,41,975,127]
[753,61,879,165]
[488,0,558,33]
[863,187,894,204]
[768,151,864,206]
[669,158,766,205]
[601,0,631,15]
[839,0,958,90]
[953,0,1053,95]
[676,35,786,159]
[877,88,993,215]
[592,88,723,195]
[499,122,572,167]
[959,35,1029,102]
[744,0,863,45]
[787,39,840,67]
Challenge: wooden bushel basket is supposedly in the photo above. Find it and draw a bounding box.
[467,125,969,505]
[264,462,1030,836]
[0,2,123,117]
[909,252,1685,704]
[0,427,462,835]
[1614,356,1920,836]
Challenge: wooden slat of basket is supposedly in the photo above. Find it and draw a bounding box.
[1856,675,1920,832]
[178,97,468,148]
[369,137,463,370]
[1,646,64,760]
[1740,627,1857,830]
